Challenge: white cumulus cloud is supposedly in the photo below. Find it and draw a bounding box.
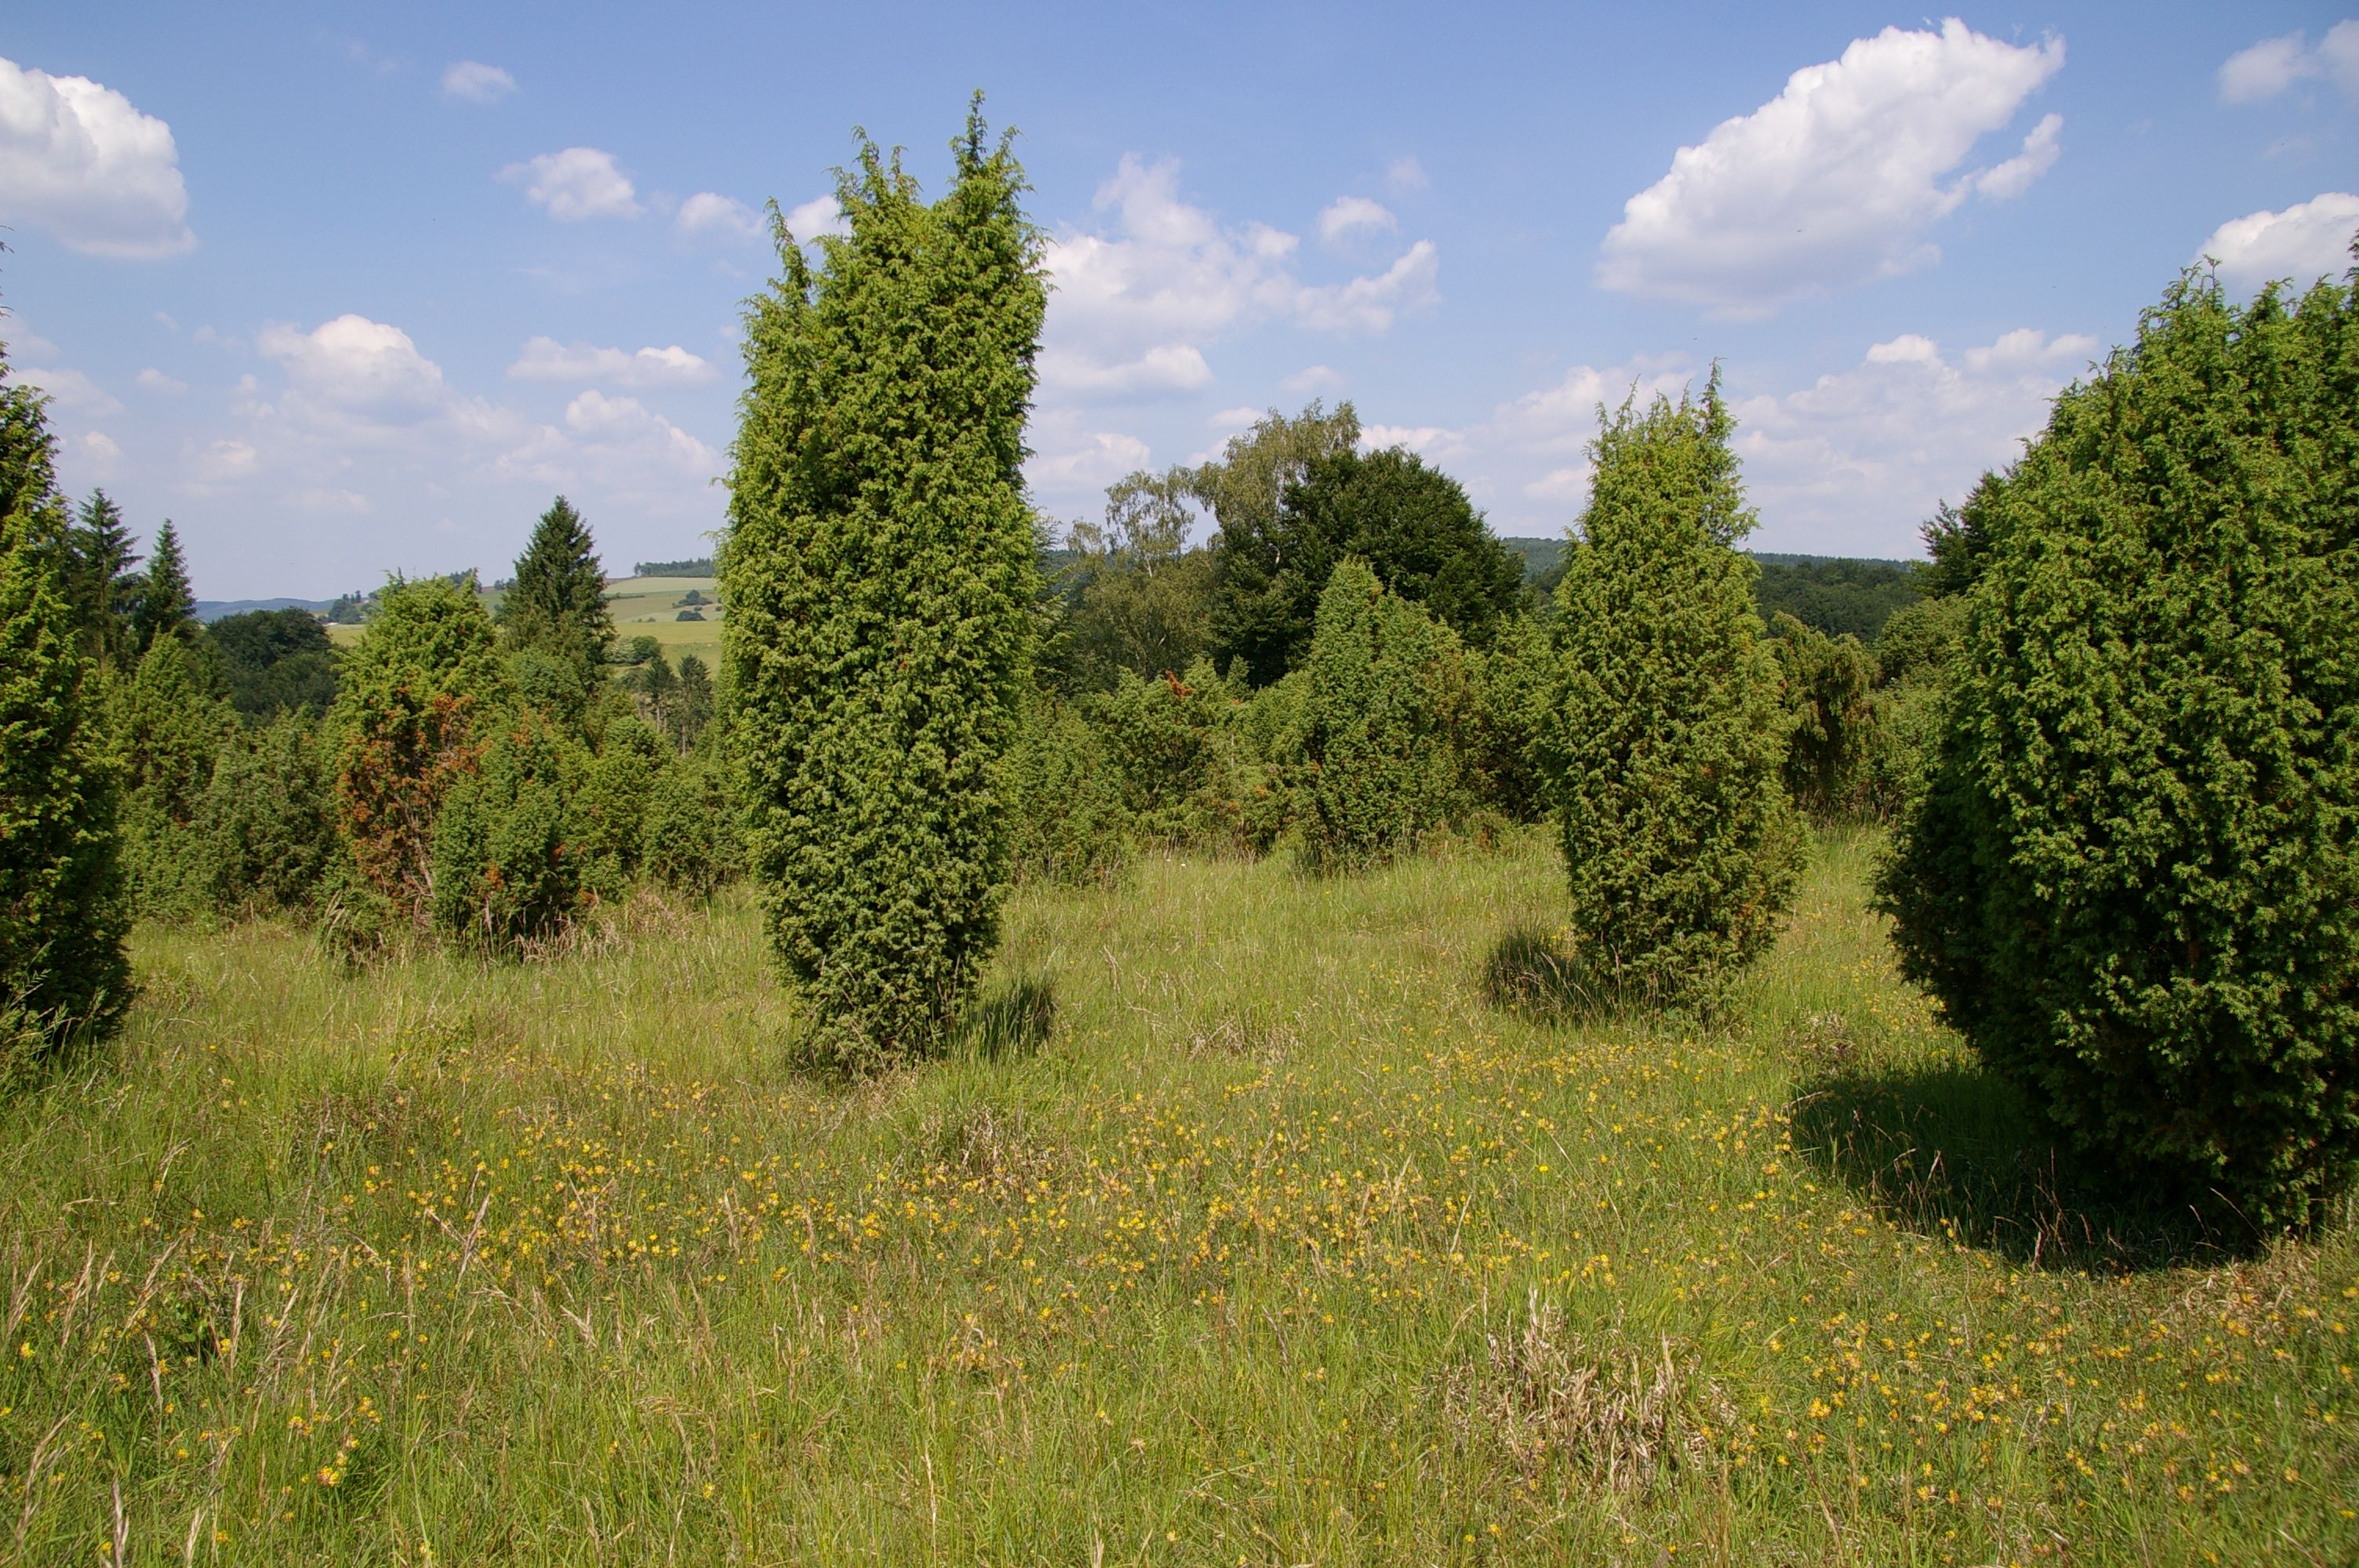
[1598,19,2065,316]
[258,314,453,426]
[1318,195,1398,247]
[500,147,642,221]
[1282,365,1344,394]
[1038,343,1213,398]
[1733,327,2095,554]
[2196,192,2359,287]
[441,61,515,103]
[136,367,187,396]
[507,336,716,387]
[18,365,122,416]
[2219,23,2359,103]
[784,194,848,240]
[0,56,194,257]
[677,191,764,241]
[1383,157,1429,196]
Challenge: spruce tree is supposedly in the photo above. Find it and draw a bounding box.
[1881,267,2359,1226]
[66,489,140,666]
[499,495,613,690]
[0,348,129,1056]
[722,100,1045,1069]
[1535,376,1801,1007]
[131,519,196,655]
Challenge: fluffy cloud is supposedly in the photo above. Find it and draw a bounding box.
[2197,193,2359,287]
[1038,343,1213,397]
[1318,195,1398,247]
[1732,327,2095,554]
[2219,23,2359,103]
[18,365,122,416]
[1281,365,1344,394]
[507,336,716,387]
[500,147,642,221]
[677,191,763,241]
[1024,409,1154,500]
[784,195,848,240]
[1042,156,1438,358]
[75,430,122,479]
[0,56,194,257]
[1598,20,2064,316]
[441,61,515,103]
[259,314,456,427]
[136,367,187,396]
[1383,157,1429,197]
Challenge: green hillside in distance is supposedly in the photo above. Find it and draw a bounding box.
[1500,538,1921,642]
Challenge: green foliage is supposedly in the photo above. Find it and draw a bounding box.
[1751,554,1922,641]
[1916,477,2005,599]
[1295,560,1464,870]
[110,636,238,919]
[208,606,338,722]
[0,356,129,1056]
[1881,267,2359,1226]
[198,713,340,916]
[430,712,584,955]
[642,755,735,899]
[722,102,1045,1069]
[1089,659,1259,849]
[1212,437,1519,684]
[1046,470,1219,695]
[575,714,663,898]
[1536,377,1802,1008]
[631,556,714,577]
[499,496,614,687]
[1768,612,1877,818]
[131,518,197,656]
[668,655,715,752]
[61,488,141,666]
[1001,694,1130,885]
[329,575,511,916]
[1456,612,1552,823]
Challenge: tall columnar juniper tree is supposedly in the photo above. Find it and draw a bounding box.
[1881,263,2359,1227]
[1536,375,1801,1008]
[0,343,129,1055]
[722,101,1046,1069]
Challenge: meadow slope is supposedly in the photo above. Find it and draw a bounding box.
[1,834,2352,1565]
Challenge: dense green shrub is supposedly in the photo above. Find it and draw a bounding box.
[1002,694,1130,886]
[1881,267,2359,1226]
[1,385,129,1054]
[428,713,583,955]
[1296,559,1463,870]
[643,756,734,899]
[198,713,341,916]
[722,104,1045,1069]
[109,636,238,920]
[1769,612,1877,818]
[574,714,663,897]
[1089,659,1259,849]
[1536,378,1801,1008]
[329,575,511,916]
[1456,612,1551,823]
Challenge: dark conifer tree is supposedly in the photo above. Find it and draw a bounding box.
[131,519,196,655]
[66,489,141,665]
[500,495,613,688]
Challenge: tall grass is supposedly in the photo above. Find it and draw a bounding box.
[1,832,2350,1564]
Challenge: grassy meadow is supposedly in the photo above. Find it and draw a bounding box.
[2,832,2352,1565]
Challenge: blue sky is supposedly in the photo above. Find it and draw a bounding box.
[4,2,2354,598]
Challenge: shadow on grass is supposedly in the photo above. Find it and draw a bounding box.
[1481,927,1605,1025]
[962,973,1057,1061]
[1789,1062,2252,1272]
